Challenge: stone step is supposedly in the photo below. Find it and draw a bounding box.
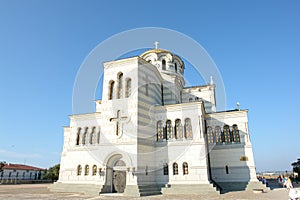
[49,182,101,195]
[138,184,162,196]
[140,191,162,196]
[161,184,219,195]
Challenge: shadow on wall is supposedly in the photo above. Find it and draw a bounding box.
[205,117,252,193]
[136,103,169,191]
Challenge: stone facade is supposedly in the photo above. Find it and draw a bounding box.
[50,48,267,196]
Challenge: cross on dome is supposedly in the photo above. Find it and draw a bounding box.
[154,41,159,49]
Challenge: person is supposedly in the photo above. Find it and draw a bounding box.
[258,176,262,182]
[285,177,294,190]
[283,176,287,188]
[278,176,283,187]
[288,188,300,200]
[262,177,268,186]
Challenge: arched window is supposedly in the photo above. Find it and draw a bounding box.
[82,128,88,145]
[184,118,193,139]
[125,78,131,98]
[90,127,95,144]
[215,126,222,144]
[84,165,89,176]
[173,163,178,175]
[166,120,173,140]
[117,73,123,99]
[97,130,100,144]
[109,80,115,100]
[76,128,81,145]
[183,162,188,175]
[163,163,168,175]
[189,97,193,102]
[157,121,163,141]
[223,125,231,143]
[207,126,215,144]
[174,119,183,139]
[174,63,177,72]
[232,124,240,143]
[77,165,82,176]
[92,165,97,176]
[162,59,166,70]
[225,165,229,174]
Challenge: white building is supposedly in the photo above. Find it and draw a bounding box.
[50,47,267,196]
[1,163,44,182]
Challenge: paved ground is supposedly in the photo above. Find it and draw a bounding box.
[0,183,299,200]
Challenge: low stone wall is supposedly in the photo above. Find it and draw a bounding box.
[0,179,52,184]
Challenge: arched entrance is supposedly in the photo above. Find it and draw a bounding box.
[104,154,127,193]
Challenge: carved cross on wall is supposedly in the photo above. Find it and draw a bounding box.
[110,110,128,136]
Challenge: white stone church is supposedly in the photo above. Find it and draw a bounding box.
[50,45,267,196]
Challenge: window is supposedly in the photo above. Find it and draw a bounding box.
[16,172,19,177]
[109,80,115,100]
[183,162,188,175]
[207,126,215,144]
[225,165,229,174]
[117,73,123,99]
[9,172,11,177]
[215,126,222,144]
[97,130,100,144]
[162,59,166,70]
[232,125,240,143]
[166,120,173,139]
[82,127,88,145]
[184,118,193,139]
[144,76,149,96]
[157,121,163,141]
[22,172,25,178]
[173,163,178,175]
[223,125,231,143]
[90,127,95,144]
[76,128,81,145]
[125,78,131,98]
[84,165,89,176]
[174,119,182,139]
[92,165,97,176]
[163,163,168,175]
[77,165,82,176]
[189,97,193,102]
[174,63,177,72]
[161,84,164,105]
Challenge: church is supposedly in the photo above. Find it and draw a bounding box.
[50,44,268,196]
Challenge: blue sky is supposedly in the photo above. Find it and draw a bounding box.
[0,0,299,172]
